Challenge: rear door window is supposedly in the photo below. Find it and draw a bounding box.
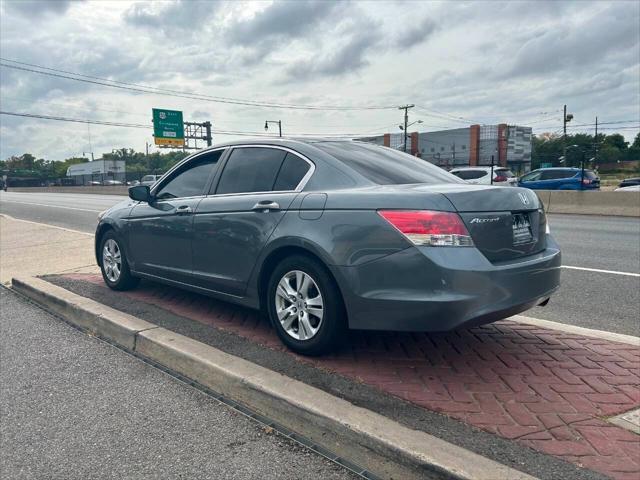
[541,170,573,180]
[215,147,287,195]
[273,153,311,191]
[155,150,223,199]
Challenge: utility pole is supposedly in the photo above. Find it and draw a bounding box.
[399,104,415,152]
[204,121,212,146]
[594,116,598,165]
[563,104,573,163]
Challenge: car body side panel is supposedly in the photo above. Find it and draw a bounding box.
[335,235,561,331]
[126,198,203,284]
[191,192,298,295]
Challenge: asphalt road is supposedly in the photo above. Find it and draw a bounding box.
[0,287,356,480]
[1,191,639,335]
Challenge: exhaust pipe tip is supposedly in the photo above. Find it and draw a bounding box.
[537,297,550,307]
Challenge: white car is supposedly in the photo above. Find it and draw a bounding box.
[449,167,518,186]
[615,185,640,192]
[140,174,162,187]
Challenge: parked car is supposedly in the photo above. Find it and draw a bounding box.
[615,185,640,192]
[102,179,123,186]
[86,180,102,186]
[518,167,600,190]
[140,174,161,186]
[127,180,140,186]
[618,177,640,188]
[96,139,561,355]
[449,167,518,186]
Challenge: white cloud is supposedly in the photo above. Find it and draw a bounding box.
[0,0,638,160]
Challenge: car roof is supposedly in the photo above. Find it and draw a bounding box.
[535,167,582,171]
[203,137,355,149]
[450,166,510,171]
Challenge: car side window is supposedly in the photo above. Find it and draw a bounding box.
[215,147,287,195]
[155,150,223,200]
[273,153,311,191]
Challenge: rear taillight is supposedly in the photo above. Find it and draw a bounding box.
[494,175,507,182]
[582,179,592,185]
[378,210,473,247]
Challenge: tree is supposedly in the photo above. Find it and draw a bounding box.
[602,133,628,150]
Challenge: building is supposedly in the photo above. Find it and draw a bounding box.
[66,159,126,184]
[360,124,533,175]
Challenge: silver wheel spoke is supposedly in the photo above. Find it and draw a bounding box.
[276,279,296,300]
[299,272,311,297]
[298,313,313,340]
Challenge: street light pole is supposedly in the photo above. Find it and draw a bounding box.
[264,120,282,137]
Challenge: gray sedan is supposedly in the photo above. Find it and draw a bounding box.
[96,139,561,355]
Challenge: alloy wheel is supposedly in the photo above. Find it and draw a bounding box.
[275,270,324,341]
[102,238,122,283]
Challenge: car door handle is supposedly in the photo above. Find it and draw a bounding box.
[175,205,192,215]
[252,201,280,212]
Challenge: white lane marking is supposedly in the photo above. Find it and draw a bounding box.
[511,315,639,346]
[0,200,102,213]
[0,214,94,236]
[562,265,640,278]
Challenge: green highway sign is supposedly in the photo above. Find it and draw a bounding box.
[152,108,184,147]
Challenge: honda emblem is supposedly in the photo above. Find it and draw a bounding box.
[518,192,530,205]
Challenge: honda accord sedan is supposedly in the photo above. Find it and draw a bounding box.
[96,139,561,355]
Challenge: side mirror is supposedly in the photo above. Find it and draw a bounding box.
[129,185,151,202]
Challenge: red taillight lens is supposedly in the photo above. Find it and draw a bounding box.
[378,210,473,247]
[582,179,592,185]
[494,175,507,182]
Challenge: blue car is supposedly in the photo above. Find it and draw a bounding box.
[518,167,600,190]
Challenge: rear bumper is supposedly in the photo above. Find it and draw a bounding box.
[333,235,561,331]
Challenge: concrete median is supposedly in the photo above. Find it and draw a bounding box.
[12,275,535,480]
[544,190,640,217]
[8,186,640,216]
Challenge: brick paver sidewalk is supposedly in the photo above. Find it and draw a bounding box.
[68,274,640,479]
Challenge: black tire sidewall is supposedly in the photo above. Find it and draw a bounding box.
[267,255,345,355]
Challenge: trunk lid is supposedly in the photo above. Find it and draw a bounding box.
[414,184,546,262]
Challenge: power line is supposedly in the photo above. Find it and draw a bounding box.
[0,58,397,111]
[0,110,397,138]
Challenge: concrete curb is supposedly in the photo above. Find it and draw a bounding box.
[12,275,535,480]
[511,315,640,346]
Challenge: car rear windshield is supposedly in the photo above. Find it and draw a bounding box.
[313,141,465,185]
[495,168,514,177]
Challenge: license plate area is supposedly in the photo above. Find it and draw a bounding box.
[512,213,533,245]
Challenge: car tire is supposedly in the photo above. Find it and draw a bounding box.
[267,255,346,356]
[99,230,139,291]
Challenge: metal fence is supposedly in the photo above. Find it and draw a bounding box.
[3,171,167,188]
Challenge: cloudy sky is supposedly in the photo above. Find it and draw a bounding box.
[0,0,638,160]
